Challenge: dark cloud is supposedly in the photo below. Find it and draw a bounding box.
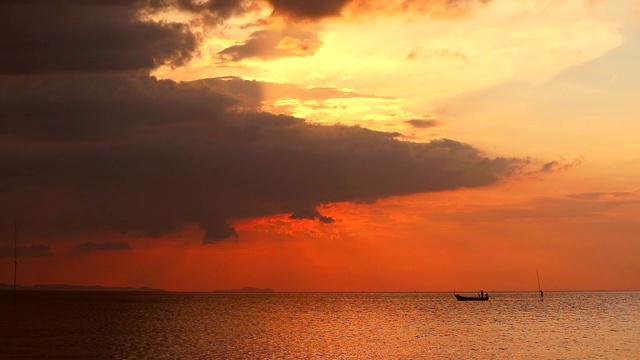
[0,74,524,243]
[290,209,336,224]
[144,0,255,27]
[267,0,350,19]
[77,241,131,252]
[0,73,235,141]
[405,119,440,129]
[0,245,52,258]
[0,0,198,75]
[0,0,521,244]
[148,0,244,17]
[218,27,323,62]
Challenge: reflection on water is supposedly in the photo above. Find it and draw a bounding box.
[1,291,638,359]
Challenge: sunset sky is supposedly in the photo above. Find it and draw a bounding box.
[1,0,639,292]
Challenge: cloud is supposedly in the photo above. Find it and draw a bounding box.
[0,73,525,242]
[0,245,52,258]
[77,242,131,252]
[218,27,323,62]
[0,0,198,75]
[0,73,236,141]
[290,209,336,223]
[564,191,639,200]
[147,0,246,20]
[267,0,350,19]
[0,0,492,76]
[266,0,493,20]
[126,0,493,23]
[405,119,440,129]
[187,76,397,109]
[539,157,584,173]
[0,0,525,244]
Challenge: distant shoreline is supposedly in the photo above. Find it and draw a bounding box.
[0,283,166,292]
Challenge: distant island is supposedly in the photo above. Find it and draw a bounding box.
[0,283,166,292]
[212,287,275,293]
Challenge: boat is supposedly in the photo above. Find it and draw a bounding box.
[454,293,489,301]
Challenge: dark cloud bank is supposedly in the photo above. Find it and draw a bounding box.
[0,0,523,243]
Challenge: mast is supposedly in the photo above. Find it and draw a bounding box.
[14,219,17,312]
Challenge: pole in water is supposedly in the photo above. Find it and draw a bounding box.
[14,219,18,313]
[537,269,543,300]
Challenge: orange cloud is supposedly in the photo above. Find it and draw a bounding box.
[217,27,323,62]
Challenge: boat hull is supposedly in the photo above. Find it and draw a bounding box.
[454,294,488,301]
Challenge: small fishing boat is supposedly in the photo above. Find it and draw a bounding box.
[454,293,488,301]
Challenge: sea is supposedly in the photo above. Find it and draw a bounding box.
[1,291,638,359]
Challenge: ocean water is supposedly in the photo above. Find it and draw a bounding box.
[1,291,638,359]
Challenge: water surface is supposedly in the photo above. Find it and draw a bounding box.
[1,291,638,359]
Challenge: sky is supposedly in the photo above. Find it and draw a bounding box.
[1,0,639,292]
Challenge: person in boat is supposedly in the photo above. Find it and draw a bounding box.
[485,292,489,299]
[480,290,484,298]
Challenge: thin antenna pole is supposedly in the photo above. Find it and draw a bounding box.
[14,219,18,313]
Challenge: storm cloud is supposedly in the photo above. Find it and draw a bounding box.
[0,0,524,243]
